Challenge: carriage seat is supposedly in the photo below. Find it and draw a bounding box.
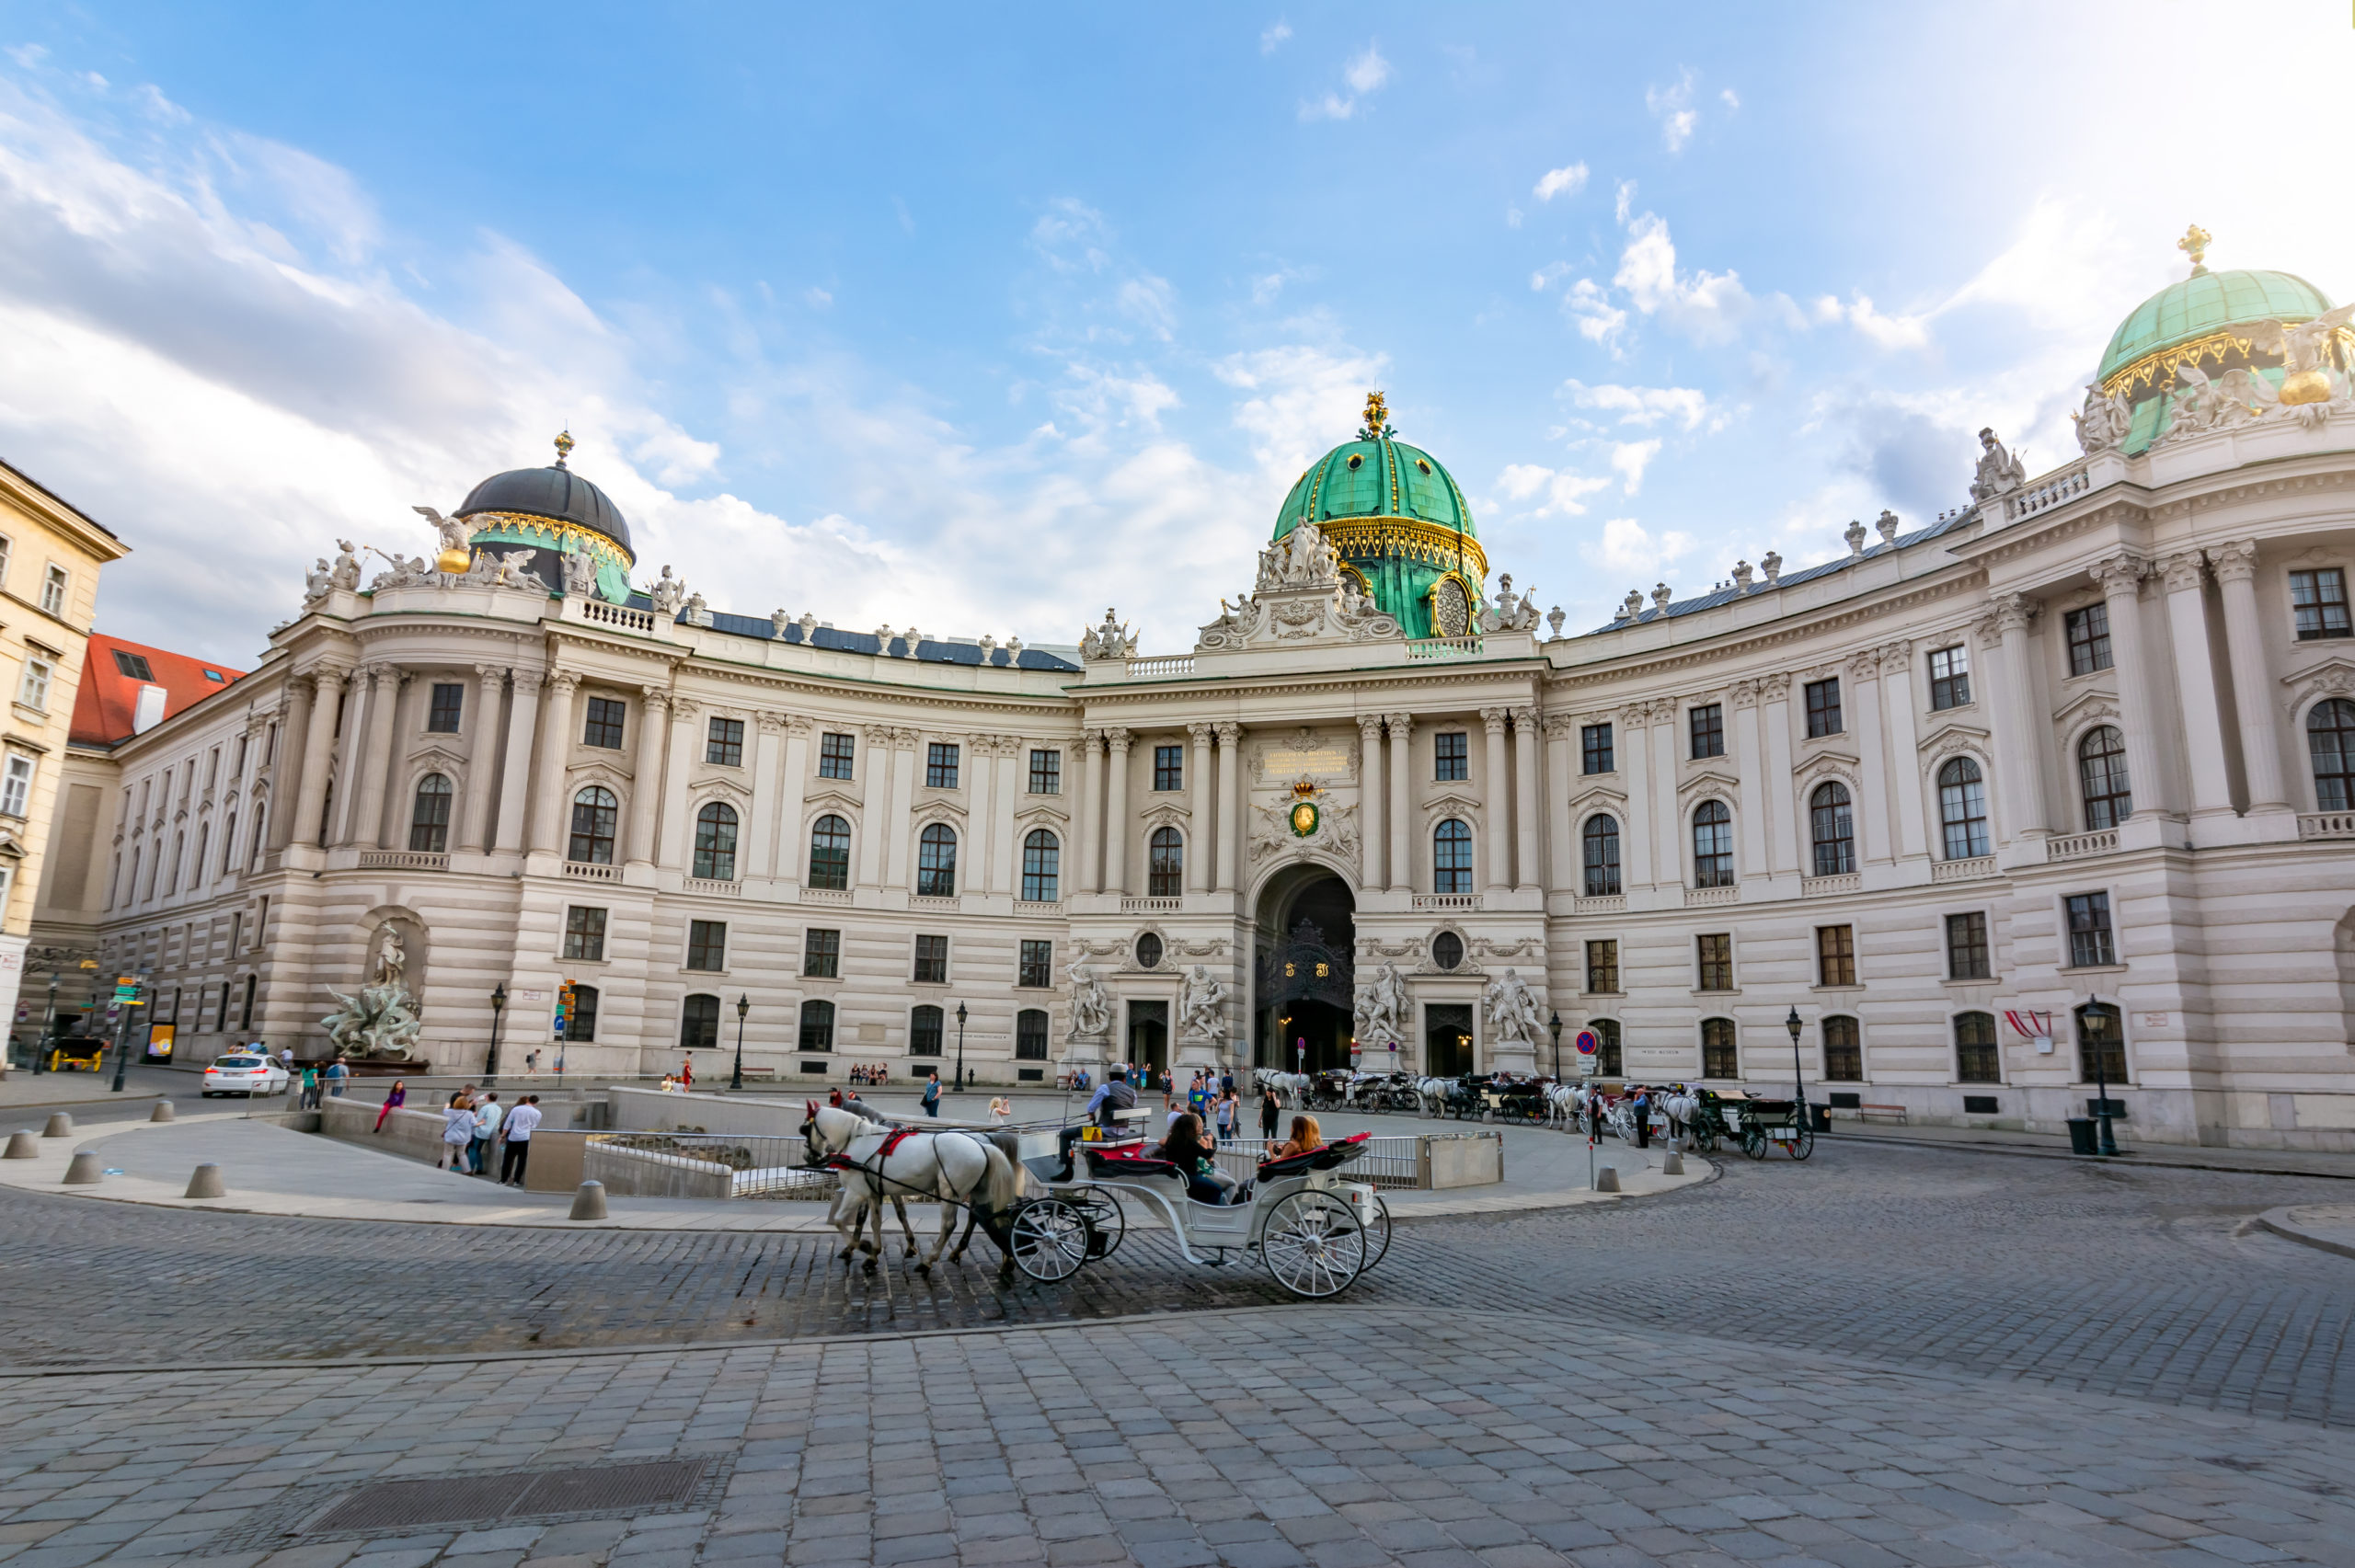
[1081,1144,1183,1180]
[1257,1130,1371,1179]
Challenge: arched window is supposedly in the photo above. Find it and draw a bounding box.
[916,822,958,897]
[1822,1015,1862,1081]
[1016,1008,1050,1059]
[692,801,739,881]
[1594,1018,1623,1077]
[1937,757,1991,860]
[680,993,720,1050]
[1701,1017,1739,1079]
[1020,829,1060,902]
[248,808,267,871]
[910,1004,945,1057]
[807,814,851,890]
[1809,782,1854,876]
[2078,726,2132,830]
[1955,1011,1999,1083]
[1147,827,1183,897]
[1433,818,1474,893]
[167,831,184,894]
[221,812,236,876]
[409,773,453,853]
[798,998,835,1053]
[567,983,601,1043]
[193,825,210,890]
[569,785,617,864]
[1692,800,1734,887]
[1581,815,1620,897]
[2309,698,2355,810]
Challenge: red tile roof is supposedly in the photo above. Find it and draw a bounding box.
[71,633,246,748]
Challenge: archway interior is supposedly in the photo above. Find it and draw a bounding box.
[1253,870,1356,1070]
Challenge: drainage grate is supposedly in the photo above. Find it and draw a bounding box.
[203,1455,727,1555]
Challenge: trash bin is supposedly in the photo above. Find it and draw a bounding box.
[1809,1104,1832,1133]
[2065,1116,2099,1155]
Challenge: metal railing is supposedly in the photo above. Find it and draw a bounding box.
[587,1132,837,1199]
[1210,1135,1420,1190]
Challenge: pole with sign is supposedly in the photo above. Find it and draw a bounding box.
[109,976,144,1093]
[1574,1027,1601,1187]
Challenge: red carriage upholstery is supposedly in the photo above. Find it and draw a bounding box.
[1256,1130,1371,1179]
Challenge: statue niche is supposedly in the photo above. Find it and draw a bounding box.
[318,915,431,1065]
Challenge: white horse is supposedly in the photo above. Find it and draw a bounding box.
[1254,1068,1310,1105]
[820,1098,923,1258]
[800,1104,1021,1275]
[1414,1076,1453,1116]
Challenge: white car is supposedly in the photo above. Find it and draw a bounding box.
[201,1054,290,1097]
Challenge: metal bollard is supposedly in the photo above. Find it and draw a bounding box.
[1660,1150,1685,1176]
[184,1162,226,1198]
[63,1150,102,1185]
[150,1101,176,1123]
[569,1180,608,1221]
[1593,1165,1622,1193]
[4,1130,37,1159]
[42,1111,72,1139]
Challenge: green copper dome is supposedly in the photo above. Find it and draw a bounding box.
[2097,268,2332,388]
[1274,435,1475,540]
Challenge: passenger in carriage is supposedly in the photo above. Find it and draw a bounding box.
[1153,1113,1238,1205]
[1268,1114,1323,1162]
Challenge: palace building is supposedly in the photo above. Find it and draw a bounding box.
[29,235,2355,1150]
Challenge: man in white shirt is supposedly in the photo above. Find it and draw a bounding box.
[470,1092,502,1176]
[499,1094,542,1187]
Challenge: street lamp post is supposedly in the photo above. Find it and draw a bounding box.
[731,994,750,1092]
[1547,1011,1562,1082]
[1785,1006,1808,1131]
[485,983,507,1084]
[953,1001,968,1093]
[2086,994,2119,1156]
[109,978,140,1093]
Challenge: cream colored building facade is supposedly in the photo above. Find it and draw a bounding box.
[35,249,2355,1148]
[0,461,128,1057]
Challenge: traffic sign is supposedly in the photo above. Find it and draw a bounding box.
[1574,1028,1600,1056]
[1579,1055,1598,1077]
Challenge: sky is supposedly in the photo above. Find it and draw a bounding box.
[0,2,2350,666]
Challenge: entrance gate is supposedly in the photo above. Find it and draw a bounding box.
[1256,919,1355,1072]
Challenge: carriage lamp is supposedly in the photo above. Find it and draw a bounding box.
[1785,1006,1808,1133]
[485,982,507,1085]
[1548,1012,1563,1082]
[954,1001,969,1093]
[731,993,750,1092]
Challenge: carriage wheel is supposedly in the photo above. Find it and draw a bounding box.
[1260,1191,1368,1299]
[1069,1186,1125,1258]
[1007,1198,1090,1282]
[1694,1127,1718,1154]
[1791,1126,1815,1162]
[1363,1193,1394,1270]
[1740,1127,1767,1161]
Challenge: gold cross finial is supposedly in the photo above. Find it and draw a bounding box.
[2177,223,2211,274]
[553,429,576,468]
[1360,390,1391,439]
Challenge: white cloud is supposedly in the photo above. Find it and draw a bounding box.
[1816,292,1931,349]
[1300,41,1390,120]
[1721,87,1740,110]
[1561,378,1709,430]
[1564,279,1627,351]
[1530,261,1570,292]
[1610,439,1661,495]
[1614,180,1635,224]
[1646,69,1697,153]
[1613,212,1750,342]
[1533,162,1588,201]
[1494,464,1611,518]
[1580,516,1694,576]
[1504,206,1522,229]
[1260,21,1292,53]
[1216,343,1387,481]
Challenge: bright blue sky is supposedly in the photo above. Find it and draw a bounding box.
[1,2,2349,663]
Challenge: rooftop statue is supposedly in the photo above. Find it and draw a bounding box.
[1968,428,2027,501]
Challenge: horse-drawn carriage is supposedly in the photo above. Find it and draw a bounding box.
[1685,1089,1813,1160]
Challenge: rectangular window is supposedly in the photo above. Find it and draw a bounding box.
[1696,933,1733,991]
[1955,1013,2000,1083]
[111,649,154,681]
[818,732,856,779]
[2065,892,2115,968]
[1596,1018,1623,1077]
[1822,1016,1863,1082]
[569,984,600,1044]
[1018,939,1053,989]
[926,741,960,789]
[706,716,745,767]
[1701,1017,1739,1080]
[1585,938,1619,994]
[581,696,626,750]
[1689,704,1724,760]
[913,933,948,984]
[680,994,720,1051]
[2292,567,2353,640]
[18,656,50,711]
[1581,723,1614,775]
[1816,924,1857,988]
[2065,604,2113,675]
[1433,731,1468,781]
[426,683,464,733]
[1153,744,1183,792]
[1946,911,1991,979]
[803,927,841,979]
[909,1006,944,1056]
[1929,646,1971,710]
[685,920,728,972]
[562,906,607,961]
[40,565,67,616]
[0,755,32,818]
[1016,1009,1050,1060]
[1028,749,1061,794]
[1804,678,1842,738]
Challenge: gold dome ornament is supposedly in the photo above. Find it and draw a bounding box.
[2177,223,2211,276]
[2280,369,2335,406]
[435,545,475,575]
[553,429,576,468]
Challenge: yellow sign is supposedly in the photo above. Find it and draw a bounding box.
[144,1023,176,1062]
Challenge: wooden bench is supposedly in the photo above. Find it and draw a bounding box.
[1857,1104,1908,1125]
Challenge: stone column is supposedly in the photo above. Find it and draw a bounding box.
[492,670,541,852]
[1543,715,1575,890]
[289,668,345,852]
[747,713,785,879]
[1618,704,1654,887]
[1760,675,1797,873]
[349,666,400,851]
[856,724,894,888]
[1078,730,1104,894]
[991,739,1021,895]
[1730,681,1768,877]
[457,665,505,852]
[1878,643,1924,858]
[1103,727,1133,897]
[329,665,376,846]
[1356,715,1385,890]
[1848,654,1892,863]
[1511,706,1541,890]
[2092,554,2174,819]
[969,734,999,891]
[1648,702,1682,886]
[2210,541,2291,815]
[1385,714,1413,891]
[883,727,919,889]
[1215,723,1243,892]
[2156,551,2234,819]
[267,677,316,852]
[1187,723,1214,895]
[658,699,702,869]
[528,672,582,854]
[777,717,812,882]
[626,686,671,865]
[1991,596,2050,838]
[1479,707,1511,894]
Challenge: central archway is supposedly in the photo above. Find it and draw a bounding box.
[1252,868,1356,1071]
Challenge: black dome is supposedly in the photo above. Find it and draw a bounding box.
[457,464,632,555]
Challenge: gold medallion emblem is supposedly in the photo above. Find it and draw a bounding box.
[1290,800,1319,838]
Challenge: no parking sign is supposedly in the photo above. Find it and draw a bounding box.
[1574,1027,1600,1077]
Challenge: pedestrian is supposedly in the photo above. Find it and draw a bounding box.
[1259,1084,1281,1141]
[1215,1086,1238,1146]
[278,1044,294,1076]
[1188,1071,1210,1127]
[500,1094,541,1186]
[471,1092,502,1175]
[298,1064,321,1110]
[1633,1084,1652,1149]
[439,1093,474,1172]
[373,1079,407,1132]
[680,1054,694,1092]
[921,1070,941,1118]
[988,1094,1011,1122]
[523,1048,539,1077]
[325,1057,350,1098]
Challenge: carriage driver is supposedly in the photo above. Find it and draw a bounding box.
[1049,1069,1138,1182]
